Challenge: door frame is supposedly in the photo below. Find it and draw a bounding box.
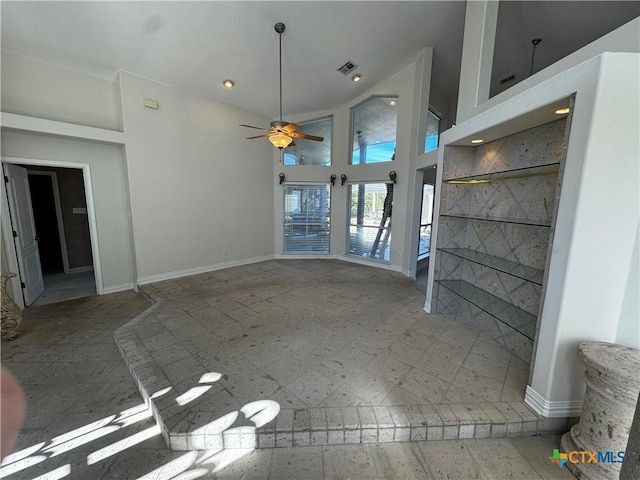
[1,156,104,308]
[26,170,71,275]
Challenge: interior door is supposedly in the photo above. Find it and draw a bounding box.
[4,164,45,305]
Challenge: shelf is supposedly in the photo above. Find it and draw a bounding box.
[440,213,552,227]
[443,163,560,184]
[435,279,536,340]
[438,248,544,285]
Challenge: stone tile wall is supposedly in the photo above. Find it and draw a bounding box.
[433,119,567,364]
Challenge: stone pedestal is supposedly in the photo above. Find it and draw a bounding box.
[561,342,640,480]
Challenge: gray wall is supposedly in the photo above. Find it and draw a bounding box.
[26,166,93,269]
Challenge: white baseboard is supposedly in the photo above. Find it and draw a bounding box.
[137,254,411,286]
[103,283,136,295]
[275,253,335,260]
[137,255,275,285]
[423,301,432,313]
[274,253,405,274]
[525,385,583,418]
[69,265,94,274]
[338,255,404,273]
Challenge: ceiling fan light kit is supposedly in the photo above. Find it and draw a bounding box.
[240,22,324,150]
[269,133,293,149]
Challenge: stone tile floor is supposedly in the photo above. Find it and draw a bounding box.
[142,259,530,408]
[0,260,576,479]
[31,271,96,307]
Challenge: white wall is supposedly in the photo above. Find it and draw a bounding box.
[118,72,275,282]
[1,50,121,130]
[616,224,639,346]
[456,0,499,123]
[533,53,640,404]
[271,61,419,274]
[1,131,135,291]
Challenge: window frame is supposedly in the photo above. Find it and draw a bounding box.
[349,95,399,166]
[283,182,332,255]
[345,181,393,263]
[282,115,333,167]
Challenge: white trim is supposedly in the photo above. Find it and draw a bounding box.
[69,266,94,274]
[103,283,136,295]
[339,255,404,273]
[274,253,406,275]
[275,253,335,260]
[1,112,125,145]
[423,301,431,313]
[137,255,275,285]
[525,385,583,418]
[138,253,408,286]
[26,170,70,274]
[1,156,104,296]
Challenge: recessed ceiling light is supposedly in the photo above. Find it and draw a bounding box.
[351,74,362,82]
[555,107,570,115]
[389,100,396,106]
[222,79,235,88]
[471,139,484,144]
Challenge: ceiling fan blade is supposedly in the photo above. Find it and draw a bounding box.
[246,133,271,139]
[240,124,269,131]
[282,123,300,133]
[290,132,324,142]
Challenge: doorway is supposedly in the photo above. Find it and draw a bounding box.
[29,168,96,305]
[415,166,436,292]
[2,160,100,307]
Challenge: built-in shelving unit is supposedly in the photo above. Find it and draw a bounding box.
[432,118,568,363]
[438,248,544,285]
[439,213,552,227]
[443,163,560,184]
[436,279,536,339]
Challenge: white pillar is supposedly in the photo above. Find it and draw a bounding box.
[456,0,499,123]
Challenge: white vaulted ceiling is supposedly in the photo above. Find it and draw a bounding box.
[1,1,637,119]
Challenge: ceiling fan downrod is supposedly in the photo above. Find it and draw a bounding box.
[275,22,286,125]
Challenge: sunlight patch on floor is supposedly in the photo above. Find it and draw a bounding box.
[176,386,212,406]
[1,367,281,479]
[87,425,161,465]
[138,452,199,480]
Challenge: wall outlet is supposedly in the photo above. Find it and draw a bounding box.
[222,249,227,256]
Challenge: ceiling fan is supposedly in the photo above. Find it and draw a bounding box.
[240,22,324,150]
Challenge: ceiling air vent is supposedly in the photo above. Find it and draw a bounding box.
[337,61,358,75]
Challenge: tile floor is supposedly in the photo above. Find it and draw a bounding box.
[117,260,567,450]
[1,260,576,479]
[141,259,530,408]
[31,271,96,307]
